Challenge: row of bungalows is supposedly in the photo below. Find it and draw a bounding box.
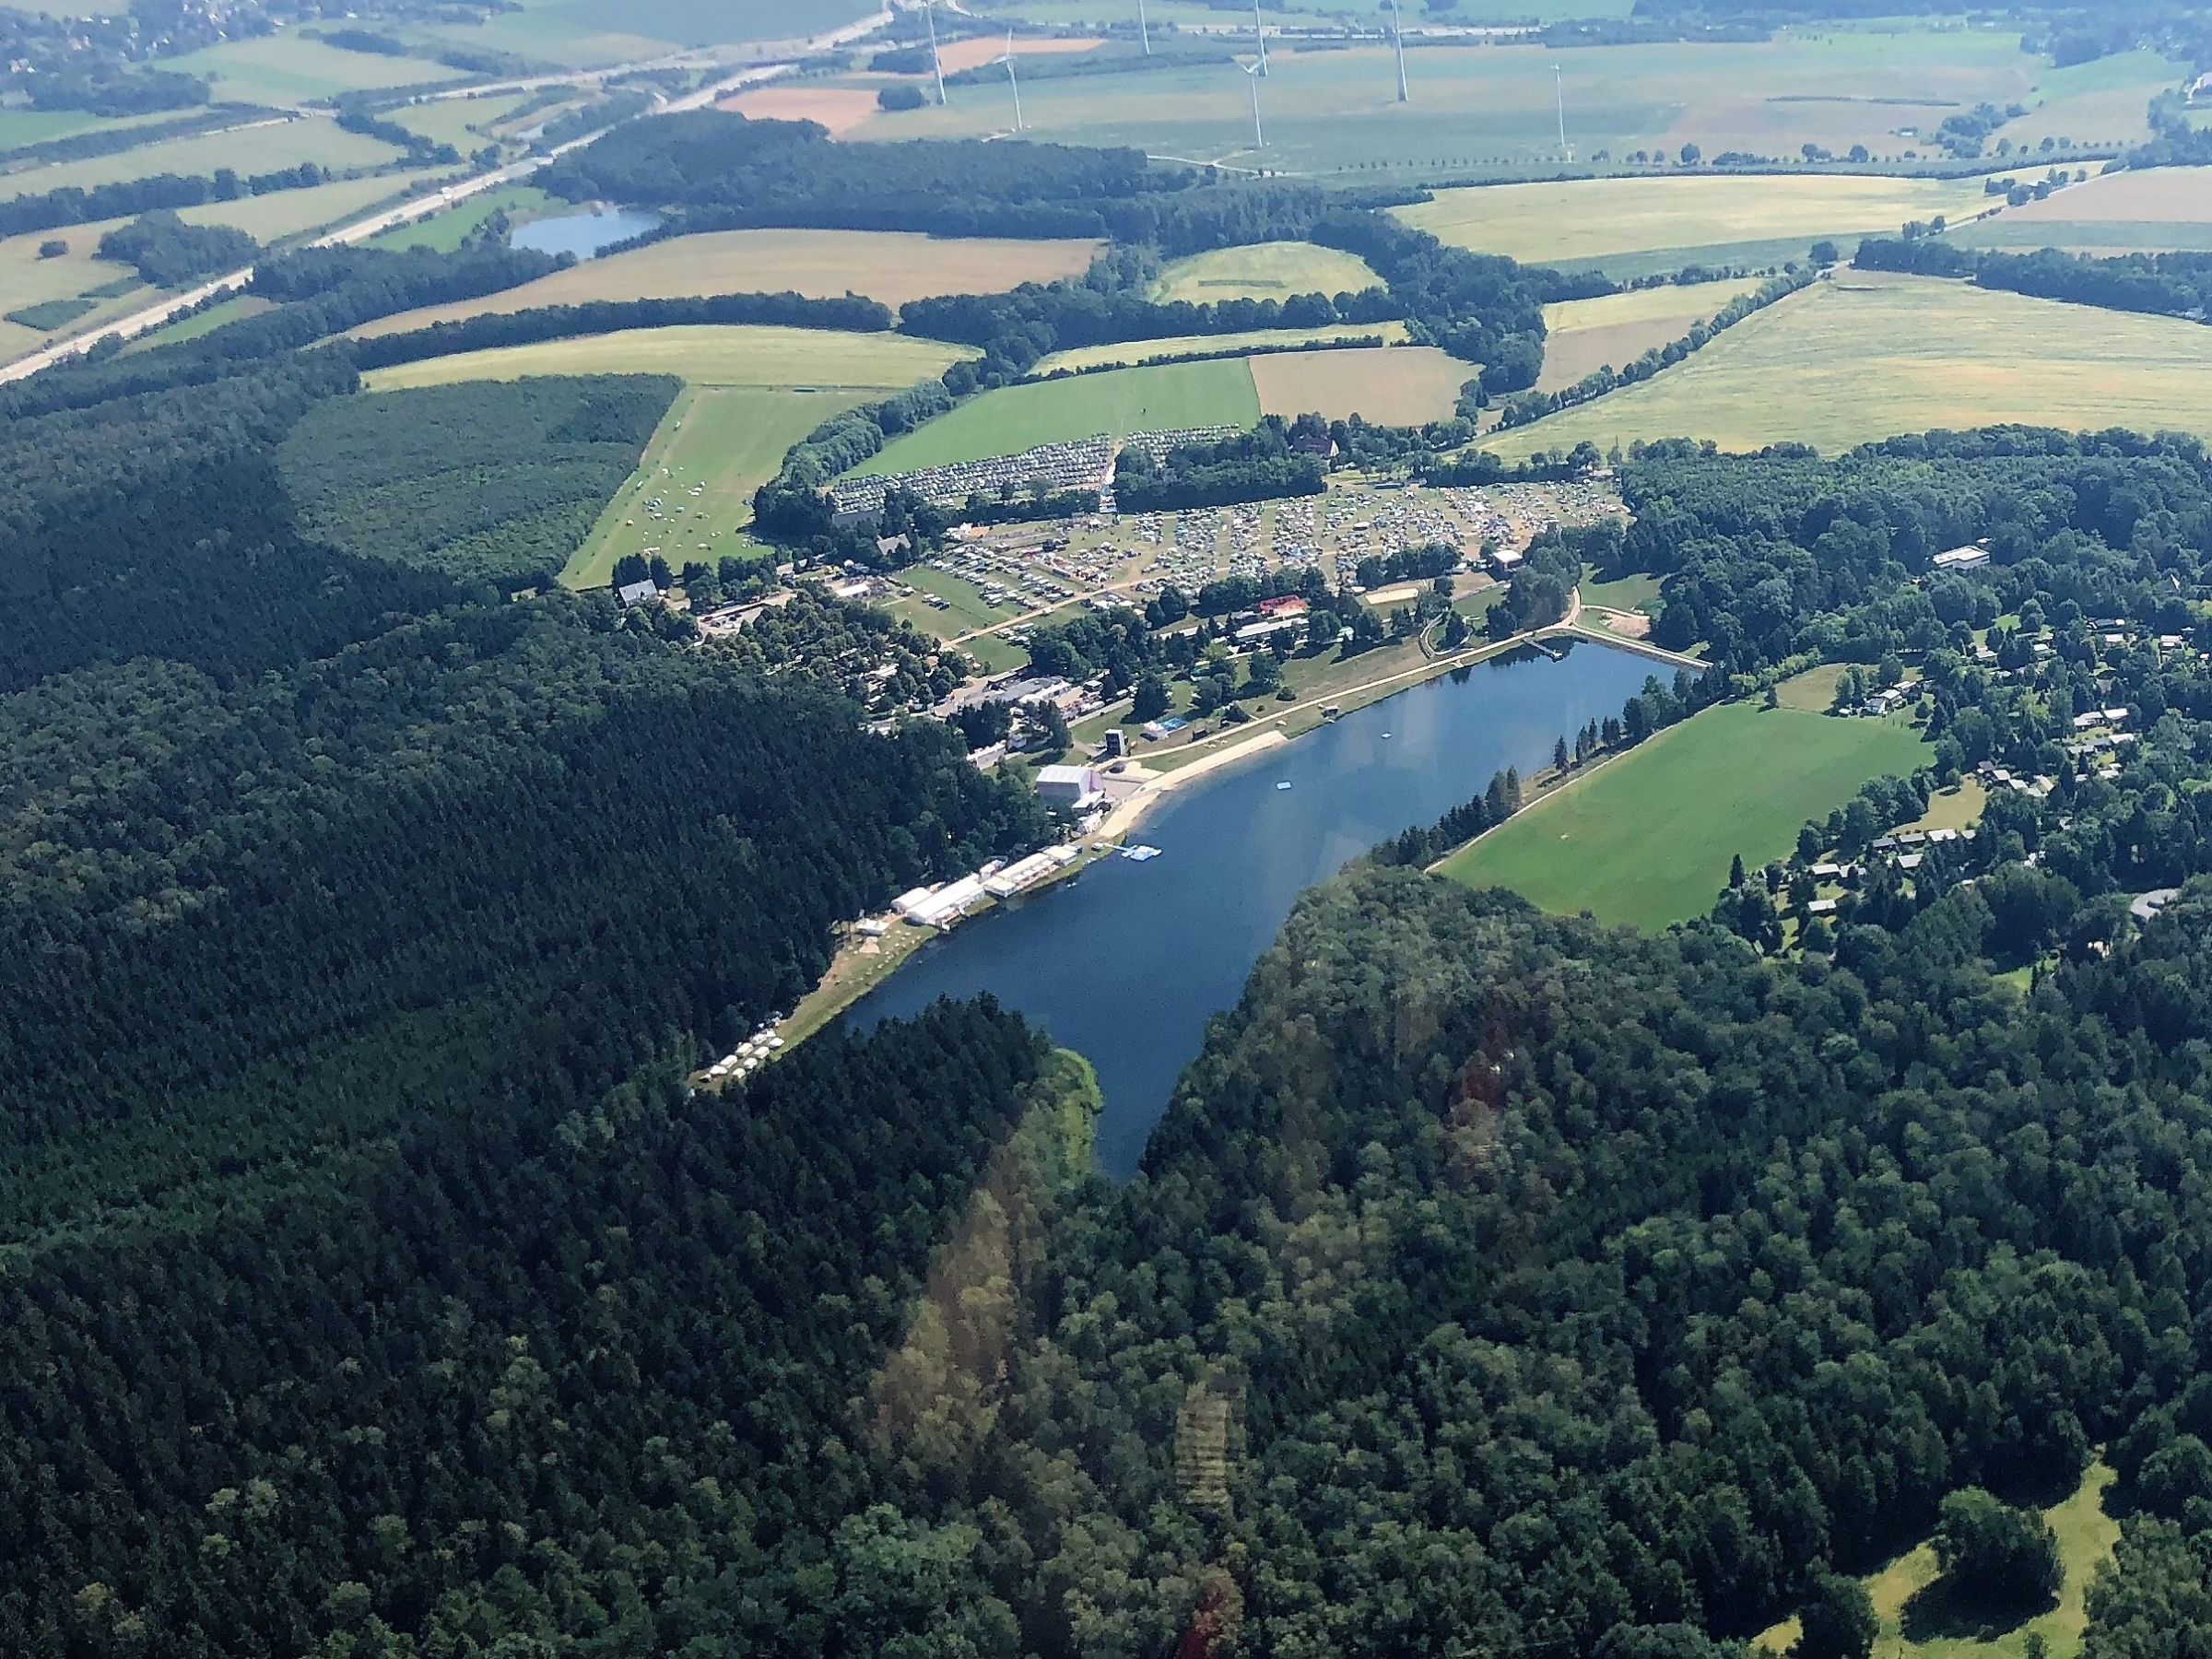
[984,844,1082,899]
[892,844,1086,929]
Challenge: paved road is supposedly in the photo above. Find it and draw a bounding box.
[0,6,897,385]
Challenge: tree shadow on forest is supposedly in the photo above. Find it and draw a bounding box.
[1899,1576,2056,1645]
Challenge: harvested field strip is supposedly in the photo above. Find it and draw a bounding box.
[359,324,979,392]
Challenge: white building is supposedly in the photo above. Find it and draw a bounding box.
[1037,764,1105,814]
[1932,544,1992,571]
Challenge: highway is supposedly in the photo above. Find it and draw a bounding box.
[0,6,897,386]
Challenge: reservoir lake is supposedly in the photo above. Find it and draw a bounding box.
[511,207,663,260]
[846,640,1667,1175]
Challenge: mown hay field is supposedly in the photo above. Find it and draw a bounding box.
[1442,697,1929,930]
[352,229,1106,336]
[1953,164,2212,253]
[854,358,1264,476]
[1536,276,1764,391]
[1151,241,1383,303]
[359,324,978,393]
[1397,173,2002,275]
[1484,274,2212,460]
[1250,345,1473,424]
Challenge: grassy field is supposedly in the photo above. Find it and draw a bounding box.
[1581,569,1665,615]
[1485,274,2212,460]
[121,293,274,353]
[1398,173,2002,276]
[1151,241,1384,304]
[1032,323,1410,373]
[855,358,1263,476]
[371,184,554,253]
[1441,698,1929,929]
[565,384,876,587]
[850,30,2048,180]
[1755,1462,2120,1659]
[179,171,432,241]
[0,117,406,201]
[387,92,538,152]
[352,228,1103,336]
[361,324,978,393]
[1538,276,1764,390]
[161,32,469,105]
[1252,345,1474,423]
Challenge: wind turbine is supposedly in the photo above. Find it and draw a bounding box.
[924,0,947,106]
[994,29,1025,133]
[1386,0,1408,102]
[1137,0,1151,55]
[1553,63,1572,163]
[1253,0,1268,76]
[1241,56,1265,151]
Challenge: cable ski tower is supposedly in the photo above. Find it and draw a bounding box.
[1388,0,1409,103]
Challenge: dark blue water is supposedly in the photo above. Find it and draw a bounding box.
[510,207,663,260]
[846,641,1664,1176]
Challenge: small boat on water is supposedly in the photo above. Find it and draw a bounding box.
[1276,781,1292,792]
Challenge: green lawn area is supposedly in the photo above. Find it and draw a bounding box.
[1756,1462,2120,1659]
[1442,699,1929,929]
[1580,569,1664,615]
[1484,274,2212,460]
[564,384,876,588]
[121,293,274,353]
[1901,779,1988,834]
[1774,662,1851,712]
[1151,241,1384,304]
[854,358,1262,477]
[372,185,553,253]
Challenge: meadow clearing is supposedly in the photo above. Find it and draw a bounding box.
[1484,274,2212,460]
[850,29,2060,179]
[565,385,878,587]
[354,229,1104,335]
[1953,164,2212,253]
[0,117,406,201]
[371,185,556,253]
[1397,172,2003,276]
[160,32,469,105]
[1536,276,1764,391]
[1754,1463,2120,1659]
[1030,322,1411,373]
[360,324,977,392]
[1150,241,1384,304]
[855,357,1264,476]
[1441,696,1929,930]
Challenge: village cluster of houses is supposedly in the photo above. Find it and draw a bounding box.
[1801,826,1978,913]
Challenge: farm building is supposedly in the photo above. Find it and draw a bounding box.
[616,578,661,607]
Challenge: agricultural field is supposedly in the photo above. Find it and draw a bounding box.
[1031,322,1410,373]
[1952,164,2212,253]
[1251,345,1473,423]
[0,222,141,361]
[720,86,885,137]
[1485,273,2212,460]
[121,294,275,353]
[0,117,406,201]
[1442,696,1930,929]
[855,357,1263,476]
[160,32,470,105]
[174,171,433,241]
[933,34,1104,75]
[386,92,541,153]
[352,229,1105,336]
[1754,1463,2120,1659]
[1151,240,1384,303]
[1398,172,2004,277]
[0,107,188,153]
[1994,48,2191,151]
[567,385,877,587]
[361,323,977,392]
[849,29,2054,181]
[1536,275,1763,391]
